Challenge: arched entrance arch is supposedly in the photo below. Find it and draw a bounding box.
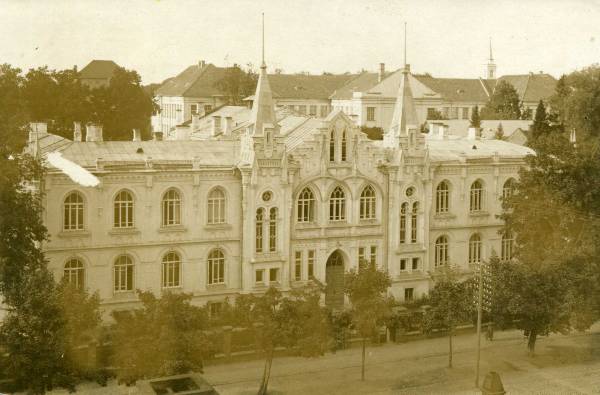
[326,250,345,309]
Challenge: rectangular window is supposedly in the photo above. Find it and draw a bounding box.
[298,105,306,115]
[309,105,317,116]
[370,246,377,266]
[427,108,438,119]
[191,104,198,114]
[308,250,315,279]
[400,259,407,271]
[359,246,376,266]
[269,268,279,283]
[209,302,222,317]
[320,105,329,118]
[255,269,264,284]
[367,107,375,121]
[204,104,212,114]
[449,107,458,119]
[412,257,420,271]
[294,251,302,281]
[461,107,469,119]
[404,288,414,302]
[358,247,366,266]
[442,107,449,119]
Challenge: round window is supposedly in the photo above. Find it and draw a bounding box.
[262,191,272,202]
[406,187,415,197]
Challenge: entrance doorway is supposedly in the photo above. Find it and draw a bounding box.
[325,250,345,309]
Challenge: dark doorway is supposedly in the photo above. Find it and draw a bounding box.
[325,250,345,309]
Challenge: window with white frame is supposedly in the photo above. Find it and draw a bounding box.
[411,202,419,243]
[297,187,315,223]
[63,258,84,290]
[367,107,375,121]
[329,186,346,221]
[162,189,181,226]
[436,181,449,214]
[435,235,449,267]
[208,249,225,284]
[269,207,277,252]
[360,185,376,220]
[294,251,302,281]
[114,255,134,292]
[255,269,264,284]
[412,257,420,271]
[114,190,134,228]
[255,208,264,253]
[404,287,414,301]
[470,180,484,212]
[501,232,514,261]
[162,251,181,288]
[207,188,226,224]
[469,233,482,264]
[63,191,84,231]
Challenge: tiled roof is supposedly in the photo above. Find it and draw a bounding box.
[497,74,556,103]
[330,72,387,100]
[415,76,491,102]
[78,60,119,80]
[45,140,239,169]
[268,74,356,100]
[155,64,231,97]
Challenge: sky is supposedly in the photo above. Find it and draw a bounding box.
[2,0,600,84]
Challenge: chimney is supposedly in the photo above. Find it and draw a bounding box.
[198,60,206,69]
[73,65,78,73]
[438,124,448,139]
[467,127,479,140]
[153,130,163,141]
[73,122,82,141]
[132,129,141,142]
[174,125,190,141]
[211,115,221,136]
[378,63,385,82]
[223,116,233,135]
[28,122,48,143]
[85,123,103,142]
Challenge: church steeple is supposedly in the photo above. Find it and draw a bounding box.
[387,22,419,140]
[487,37,497,79]
[250,13,277,136]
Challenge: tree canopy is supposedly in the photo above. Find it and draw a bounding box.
[481,80,523,120]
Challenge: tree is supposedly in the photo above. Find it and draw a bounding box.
[529,100,551,142]
[214,63,258,106]
[427,108,446,121]
[494,122,506,140]
[470,105,481,128]
[344,261,392,380]
[0,64,28,152]
[111,290,210,384]
[480,80,522,120]
[423,267,474,368]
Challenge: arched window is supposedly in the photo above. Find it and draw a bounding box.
[329,186,346,221]
[502,178,516,200]
[64,258,84,290]
[269,207,278,252]
[329,130,335,162]
[162,188,181,226]
[501,231,514,261]
[208,249,225,284]
[63,192,84,231]
[340,130,347,161]
[114,255,134,292]
[359,185,376,220]
[469,233,482,264]
[162,251,181,288]
[207,188,226,224]
[470,180,484,212]
[400,203,408,244]
[411,202,419,243]
[436,181,449,214]
[256,208,264,253]
[114,190,134,228]
[435,235,449,267]
[297,187,315,223]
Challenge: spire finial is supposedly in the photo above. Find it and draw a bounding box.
[489,37,493,61]
[404,22,407,68]
[261,12,266,69]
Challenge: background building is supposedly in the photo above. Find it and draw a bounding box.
[78,60,120,89]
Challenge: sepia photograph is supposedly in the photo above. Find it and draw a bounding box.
[0,0,599,393]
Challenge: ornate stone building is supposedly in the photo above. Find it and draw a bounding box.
[35,53,532,315]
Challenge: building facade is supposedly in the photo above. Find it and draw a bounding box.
[36,55,532,315]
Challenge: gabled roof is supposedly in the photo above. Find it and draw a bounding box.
[267,73,356,100]
[79,60,119,80]
[330,72,389,100]
[497,73,557,103]
[155,64,232,97]
[415,76,491,102]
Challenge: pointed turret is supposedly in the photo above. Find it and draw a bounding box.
[487,37,497,79]
[250,13,277,136]
[388,64,419,138]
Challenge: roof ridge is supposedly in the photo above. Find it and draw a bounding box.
[181,63,214,97]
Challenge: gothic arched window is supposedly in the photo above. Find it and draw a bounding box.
[329,186,346,221]
[359,185,376,220]
[297,187,315,223]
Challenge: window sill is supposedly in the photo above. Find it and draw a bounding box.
[327,221,349,227]
[204,223,232,231]
[109,228,140,236]
[158,225,188,233]
[161,286,183,293]
[57,230,91,238]
[358,219,379,225]
[469,211,490,218]
[295,221,319,229]
[252,253,283,263]
[433,213,456,220]
[207,283,227,291]
[112,291,136,300]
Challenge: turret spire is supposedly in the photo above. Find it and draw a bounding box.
[404,22,407,68]
[261,12,265,69]
[487,37,497,79]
